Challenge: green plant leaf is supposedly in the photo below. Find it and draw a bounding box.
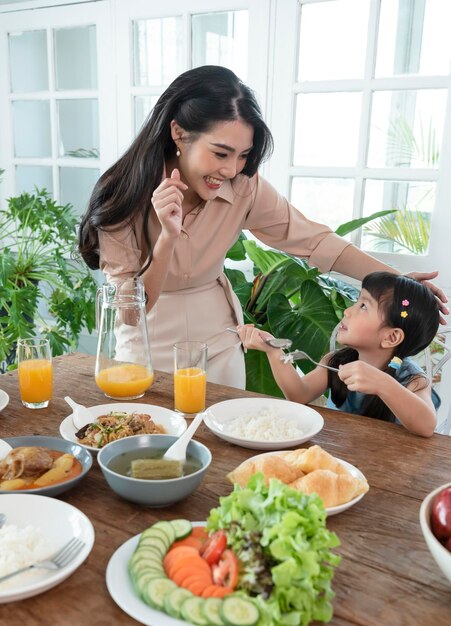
[334,209,397,236]
[225,232,248,261]
[243,240,292,275]
[364,207,431,254]
[244,347,284,397]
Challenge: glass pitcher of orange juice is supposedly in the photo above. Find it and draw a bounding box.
[95,278,153,400]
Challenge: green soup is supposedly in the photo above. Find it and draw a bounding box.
[108,448,202,480]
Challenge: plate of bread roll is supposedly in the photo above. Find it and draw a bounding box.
[226,444,369,515]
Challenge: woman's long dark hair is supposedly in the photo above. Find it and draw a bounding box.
[78,65,273,270]
[328,272,440,422]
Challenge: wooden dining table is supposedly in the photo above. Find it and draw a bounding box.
[0,352,451,626]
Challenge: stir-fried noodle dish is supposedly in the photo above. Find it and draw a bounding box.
[75,412,165,448]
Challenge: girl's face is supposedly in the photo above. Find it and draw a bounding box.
[337,289,390,350]
[172,119,254,203]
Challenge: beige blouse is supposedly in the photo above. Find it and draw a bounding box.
[99,172,352,289]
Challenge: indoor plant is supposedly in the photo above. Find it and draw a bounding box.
[0,185,98,372]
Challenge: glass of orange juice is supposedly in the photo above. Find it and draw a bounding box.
[17,338,53,409]
[174,341,207,416]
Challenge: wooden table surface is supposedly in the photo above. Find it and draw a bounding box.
[0,353,451,626]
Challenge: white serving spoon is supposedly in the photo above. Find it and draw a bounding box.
[0,439,13,460]
[64,396,95,430]
[162,410,206,463]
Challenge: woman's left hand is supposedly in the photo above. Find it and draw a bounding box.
[338,361,387,396]
[405,271,449,324]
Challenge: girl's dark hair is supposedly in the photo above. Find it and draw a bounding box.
[328,271,440,422]
[78,65,273,270]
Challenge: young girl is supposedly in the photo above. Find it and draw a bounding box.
[237,272,440,437]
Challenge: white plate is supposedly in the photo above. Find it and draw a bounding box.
[204,398,324,450]
[59,403,187,453]
[0,390,9,413]
[106,525,205,626]
[246,450,368,516]
[0,494,95,603]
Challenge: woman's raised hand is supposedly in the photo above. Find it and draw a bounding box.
[151,168,188,238]
[236,324,274,353]
[405,270,449,324]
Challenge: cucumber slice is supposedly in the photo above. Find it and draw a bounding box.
[170,519,192,540]
[136,534,167,556]
[163,587,193,618]
[181,596,209,625]
[134,570,166,599]
[203,597,226,625]
[152,520,176,544]
[131,546,163,562]
[220,597,259,626]
[144,576,177,610]
[130,561,165,578]
[139,526,171,550]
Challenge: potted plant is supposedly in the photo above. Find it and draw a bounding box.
[0,184,98,372]
[225,211,395,396]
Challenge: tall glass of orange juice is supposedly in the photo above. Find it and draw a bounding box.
[17,338,52,409]
[174,341,207,416]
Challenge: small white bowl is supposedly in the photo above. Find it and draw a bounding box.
[419,481,451,584]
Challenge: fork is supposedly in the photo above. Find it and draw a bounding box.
[282,350,339,372]
[0,537,85,583]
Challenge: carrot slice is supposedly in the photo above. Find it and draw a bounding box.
[186,579,210,596]
[191,527,209,544]
[172,566,211,587]
[180,573,212,588]
[163,546,199,572]
[211,586,233,598]
[201,584,221,598]
[167,556,211,579]
[168,536,203,552]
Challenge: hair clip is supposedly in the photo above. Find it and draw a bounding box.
[402,299,410,306]
[400,311,408,318]
[388,356,403,370]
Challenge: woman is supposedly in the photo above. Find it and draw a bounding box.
[79,65,447,388]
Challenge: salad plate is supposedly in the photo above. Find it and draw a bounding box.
[0,389,9,413]
[106,524,205,626]
[0,494,95,603]
[248,450,368,516]
[59,403,187,453]
[204,397,324,450]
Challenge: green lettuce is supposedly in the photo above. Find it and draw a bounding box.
[207,473,341,626]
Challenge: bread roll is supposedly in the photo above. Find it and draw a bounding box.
[289,469,369,507]
[227,455,298,487]
[284,445,349,475]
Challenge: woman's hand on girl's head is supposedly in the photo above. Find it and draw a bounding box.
[338,360,387,396]
[236,324,274,353]
[151,168,188,239]
[405,270,449,324]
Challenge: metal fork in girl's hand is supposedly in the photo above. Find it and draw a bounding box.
[282,350,339,372]
[0,537,85,584]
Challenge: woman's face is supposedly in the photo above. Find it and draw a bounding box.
[172,119,254,203]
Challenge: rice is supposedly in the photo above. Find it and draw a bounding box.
[224,407,306,441]
[0,524,51,585]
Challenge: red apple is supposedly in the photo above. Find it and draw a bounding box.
[431,486,451,540]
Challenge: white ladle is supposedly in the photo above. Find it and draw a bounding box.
[162,411,206,463]
[0,439,13,460]
[64,396,95,430]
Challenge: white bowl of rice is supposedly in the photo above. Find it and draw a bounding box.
[204,398,324,450]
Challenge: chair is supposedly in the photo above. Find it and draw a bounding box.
[329,323,451,435]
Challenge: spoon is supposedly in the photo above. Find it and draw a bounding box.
[162,411,206,463]
[226,327,292,349]
[64,396,95,430]
[0,439,13,461]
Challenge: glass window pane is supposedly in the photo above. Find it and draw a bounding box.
[134,95,159,135]
[133,17,183,87]
[367,89,446,168]
[192,11,248,80]
[376,0,451,77]
[54,26,97,90]
[59,167,99,216]
[12,100,51,157]
[362,179,435,255]
[294,93,361,166]
[15,165,53,195]
[9,30,48,92]
[291,178,355,233]
[298,0,370,80]
[57,99,99,158]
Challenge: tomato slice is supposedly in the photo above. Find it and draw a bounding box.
[200,530,227,565]
[212,549,239,589]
